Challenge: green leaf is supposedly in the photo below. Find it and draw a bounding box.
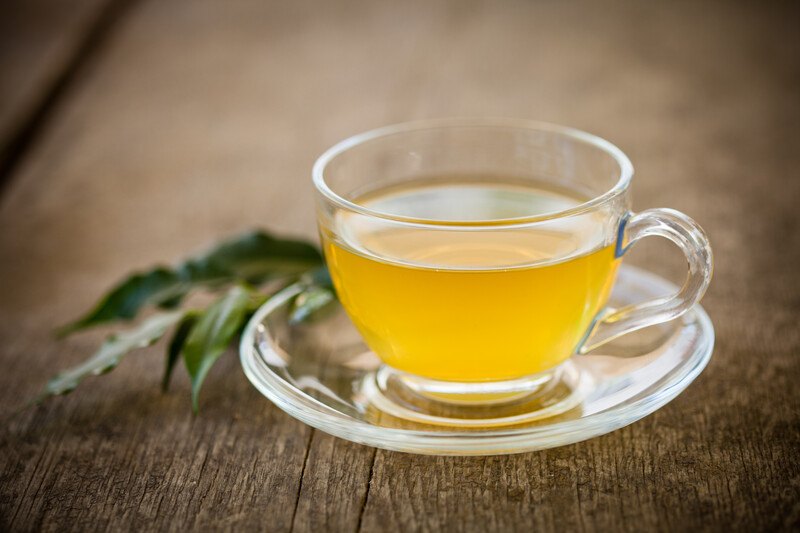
[38,311,184,402]
[180,230,323,285]
[183,286,251,412]
[289,285,336,324]
[58,230,322,336]
[289,265,337,324]
[57,268,187,336]
[300,265,334,290]
[162,312,198,392]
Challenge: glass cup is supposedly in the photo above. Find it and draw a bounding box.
[313,119,712,424]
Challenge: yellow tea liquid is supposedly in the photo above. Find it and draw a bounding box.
[323,180,620,382]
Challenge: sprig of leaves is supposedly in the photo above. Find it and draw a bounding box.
[57,230,322,336]
[35,230,336,412]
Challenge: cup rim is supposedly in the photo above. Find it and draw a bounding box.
[312,118,634,227]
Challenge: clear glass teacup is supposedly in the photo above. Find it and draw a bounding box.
[313,119,712,423]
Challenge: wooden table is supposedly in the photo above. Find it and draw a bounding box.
[1,0,798,530]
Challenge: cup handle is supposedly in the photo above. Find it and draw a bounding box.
[578,208,713,354]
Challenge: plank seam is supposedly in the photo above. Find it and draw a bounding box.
[355,448,377,533]
[289,429,314,533]
[0,0,142,199]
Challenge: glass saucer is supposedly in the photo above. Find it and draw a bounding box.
[239,265,714,455]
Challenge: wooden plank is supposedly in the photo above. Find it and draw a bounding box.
[0,0,117,177]
[0,0,798,531]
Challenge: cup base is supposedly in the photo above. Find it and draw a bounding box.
[358,362,591,428]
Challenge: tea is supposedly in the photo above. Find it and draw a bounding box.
[322,180,620,382]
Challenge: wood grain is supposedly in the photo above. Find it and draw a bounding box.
[1,0,798,531]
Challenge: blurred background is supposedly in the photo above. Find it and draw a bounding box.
[1,0,798,529]
[1,0,797,321]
